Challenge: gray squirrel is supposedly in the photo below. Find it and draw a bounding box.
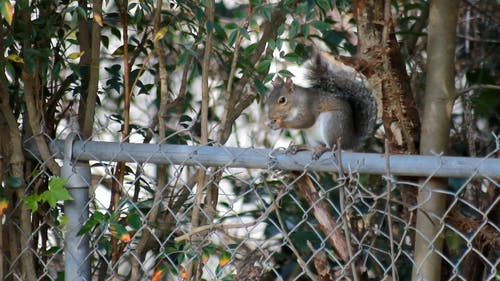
[266,52,377,155]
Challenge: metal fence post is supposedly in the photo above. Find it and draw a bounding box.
[61,133,91,281]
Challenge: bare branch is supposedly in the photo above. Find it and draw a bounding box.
[81,0,103,138]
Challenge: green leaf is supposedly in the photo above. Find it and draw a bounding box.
[127,212,142,230]
[111,222,131,242]
[264,73,275,84]
[276,38,283,50]
[311,21,332,32]
[227,30,238,46]
[203,244,217,255]
[6,54,24,63]
[101,35,109,48]
[294,43,308,58]
[60,215,69,226]
[68,51,85,60]
[289,20,299,39]
[239,27,250,40]
[268,39,276,51]
[323,30,345,46]
[153,26,169,42]
[49,176,67,190]
[278,69,295,77]
[282,52,301,63]
[231,8,246,19]
[110,26,122,39]
[289,39,297,51]
[219,251,231,266]
[445,232,463,251]
[315,0,331,12]
[261,4,272,21]
[24,194,41,211]
[111,222,128,237]
[296,2,310,14]
[302,22,310,38]
[277,25,285,36]
[213,21,226,39]
[78,212,106,235]
[225,22,238,30]
[306,5,317,20]
[0,0,14,25]
[256,59,271,73]
[254,79,268,95]
[41,177,72,208]
[242,43,258,58]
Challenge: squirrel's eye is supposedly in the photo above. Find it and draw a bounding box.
[278,96,287,104]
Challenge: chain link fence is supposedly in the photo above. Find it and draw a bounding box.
[4,132,499,281]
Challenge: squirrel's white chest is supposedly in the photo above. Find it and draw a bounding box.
[304,112,335,147]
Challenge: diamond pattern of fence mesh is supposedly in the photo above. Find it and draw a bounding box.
[3,132,499,281]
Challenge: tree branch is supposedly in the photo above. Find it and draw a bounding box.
[81,0,103,138]
[294,172,350,262]
[353,0,420,154]
[217,1,296,144]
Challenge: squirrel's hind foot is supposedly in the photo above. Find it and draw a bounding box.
[286,143,310,154]
[286,142,335,160]
[312,146,335,160]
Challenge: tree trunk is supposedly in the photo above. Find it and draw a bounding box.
[352,0,420,155]
[413,0,459,280]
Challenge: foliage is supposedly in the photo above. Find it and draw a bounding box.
[24,176,72,211]
[0,0,498,280]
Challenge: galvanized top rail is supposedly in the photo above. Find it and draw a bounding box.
[28,140,500,179]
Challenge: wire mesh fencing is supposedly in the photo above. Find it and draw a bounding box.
[4,132,499,281]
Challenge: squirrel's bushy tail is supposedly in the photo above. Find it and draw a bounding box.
[307,53,377,148]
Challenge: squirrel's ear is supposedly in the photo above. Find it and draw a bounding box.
[272,76,283,88]
[285,77,294,90]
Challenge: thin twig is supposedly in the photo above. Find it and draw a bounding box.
[129,1,169,279]
[224,7,251,111]
[175,204,274,242]
[189,1,214,279]
[226,19,247,96]
[130,50,154,98]
[458,84,500,95]
[110,0,130,274]
[121,0,131,141]
[190,0,214,236]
